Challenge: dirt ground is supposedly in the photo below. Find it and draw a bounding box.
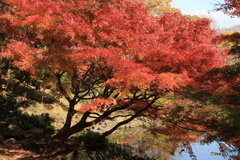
[0,144,40,160]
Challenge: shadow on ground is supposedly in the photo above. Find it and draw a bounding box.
[0,78,56,104]
[0,92,55,158]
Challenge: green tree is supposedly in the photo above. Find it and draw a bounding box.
[137,0,180,16]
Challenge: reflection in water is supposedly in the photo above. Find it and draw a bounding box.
[173,140,237,160]
[108,127,182,160]
[63,128,238,160]
[109,128,238,160]
[110,128,171,160]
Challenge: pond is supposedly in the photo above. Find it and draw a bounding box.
[107,128,239,160]
[172,138,237,160]
[63,125,239,160]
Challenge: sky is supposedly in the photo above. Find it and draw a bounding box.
[171,0,240,29]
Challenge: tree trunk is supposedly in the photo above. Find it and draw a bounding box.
[45,127,77,155]
[45,121,91,156]
[45,103,92,155]
[45,102,76,155]
[44,99,154,156]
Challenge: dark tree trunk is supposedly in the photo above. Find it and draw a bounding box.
[45,102,77,155]
[45,103,92,156]
[44,98,156,156]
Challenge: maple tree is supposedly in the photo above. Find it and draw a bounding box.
[0,0,228,157]
[215,0,240,17]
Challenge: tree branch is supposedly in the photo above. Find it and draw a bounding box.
[81,96,158,150]
[56,71,71,102]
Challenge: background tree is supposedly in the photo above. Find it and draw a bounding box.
[198,0,240,150]
[0,0,228,157]
[185,14,201,21]
[215,0,240,17]
[213,0,240,110]
[137,0,180,16]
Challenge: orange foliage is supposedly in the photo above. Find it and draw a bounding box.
[0,0,228,113]
[78,98,116,113]
[0,0,234,154]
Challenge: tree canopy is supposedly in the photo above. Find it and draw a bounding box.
[0,0,229,156]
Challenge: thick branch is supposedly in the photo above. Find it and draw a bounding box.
[56,72,71,102]
[81,97,158,150]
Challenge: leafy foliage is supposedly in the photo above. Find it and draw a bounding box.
[137,0,180,16]
[0,0,229,155]
[204,0,240,150]
[215,0,240,17]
